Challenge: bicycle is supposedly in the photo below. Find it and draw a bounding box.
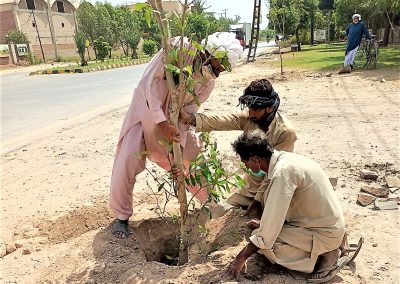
[354,35,379,69]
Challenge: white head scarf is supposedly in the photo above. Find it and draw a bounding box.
[352,14,361,20]
[201,32,243,68]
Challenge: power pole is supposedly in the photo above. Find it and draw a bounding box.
[46,0,59,60]
[222,8,228,18]
[247,0,261,62]
[31,10,45,62]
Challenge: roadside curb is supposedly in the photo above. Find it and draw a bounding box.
[29,58,151,76]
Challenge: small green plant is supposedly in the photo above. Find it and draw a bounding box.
[4,29,29,44]
[142,39,157,56]
[26,52,43,65]
[74,31,88,66]
[93,36,111,62]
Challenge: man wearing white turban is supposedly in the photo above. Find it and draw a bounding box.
[338,13,371,74]
[110,33,243,238]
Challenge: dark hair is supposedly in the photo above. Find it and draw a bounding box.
[238,79,278,110]
[243,79,273,98]
[232,130,274,161]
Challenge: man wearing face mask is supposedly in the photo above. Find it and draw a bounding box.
[226,130,363,283]
[110,33,243,238]
[180,79,296,212]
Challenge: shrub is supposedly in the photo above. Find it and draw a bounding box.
[93,36,111,62]
[4,29,29,44]
[26,52,43,65]
[142,39,157,56]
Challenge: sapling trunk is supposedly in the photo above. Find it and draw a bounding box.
[148,0,190,265]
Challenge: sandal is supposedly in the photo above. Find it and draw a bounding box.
[111,219,129,238]
[307,256,349,283]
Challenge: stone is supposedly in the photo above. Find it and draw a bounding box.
[22,248,31,255]
[359,169,379,180]
[6,243,16,254]
[360,186,389,198]
[325,72,333,77]
[357,194,376,206]
[385,175,400,188]
[329,177,338,187]
[0,244,6,258]
[389,187,399,193]
[94,262,106,274]
[372,243,378,247]
[380,78,386,83]
[374,199,398,210]
[15,243,23,248]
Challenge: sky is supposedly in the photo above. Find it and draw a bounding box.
[102,0,270,29]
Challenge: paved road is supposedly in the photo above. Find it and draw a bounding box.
[1,64,148,143]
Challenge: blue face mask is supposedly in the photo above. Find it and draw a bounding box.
[249,168,266,177]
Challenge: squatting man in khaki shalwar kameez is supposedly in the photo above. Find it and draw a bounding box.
[180,79,297,212]
[225,130,363,283]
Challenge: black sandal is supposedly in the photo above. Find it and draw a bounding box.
[111,219,129,238]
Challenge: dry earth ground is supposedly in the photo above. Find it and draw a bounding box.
[1,58,399,284]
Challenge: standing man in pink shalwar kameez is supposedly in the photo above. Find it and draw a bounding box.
[110,33,243,238]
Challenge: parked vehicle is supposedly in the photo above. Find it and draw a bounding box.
[230,23,251,49]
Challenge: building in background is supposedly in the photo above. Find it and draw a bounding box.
[0,0,79,61]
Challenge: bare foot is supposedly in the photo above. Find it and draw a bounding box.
[339,231,350,256]
[311,248,341,279]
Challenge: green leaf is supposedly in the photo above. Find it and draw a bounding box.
[213,50,228,59]
[202,206,211,219]
[183,66,193,75]
[192,41,204,51]
[190,174,196,186]
[144,9,151,27]
[133,3,148,10]
[193,95,200,106]
[165,63,180,73]
[187,49,196,57]
[157,183,165,192]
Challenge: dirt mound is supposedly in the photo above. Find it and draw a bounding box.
[36,201,114,243]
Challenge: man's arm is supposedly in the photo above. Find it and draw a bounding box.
[226,242,259,279]
[180,110,245,132]
[363,23,371,40]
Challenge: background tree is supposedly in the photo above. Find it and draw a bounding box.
[74,31,87,66]
[4,29,29,44]
[76,1,97,45]
[93,36,111,61]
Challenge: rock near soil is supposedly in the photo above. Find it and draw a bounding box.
[360,186,389,198]
[357,194,376,206]
[359,169,379,180]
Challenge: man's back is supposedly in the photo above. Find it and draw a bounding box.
[261,151,345,254]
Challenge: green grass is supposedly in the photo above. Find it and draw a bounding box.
[269,43,400,71]
[47,56,150,71]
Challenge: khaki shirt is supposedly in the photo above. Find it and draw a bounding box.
[250,151,345,258]
[195,110,296,151]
